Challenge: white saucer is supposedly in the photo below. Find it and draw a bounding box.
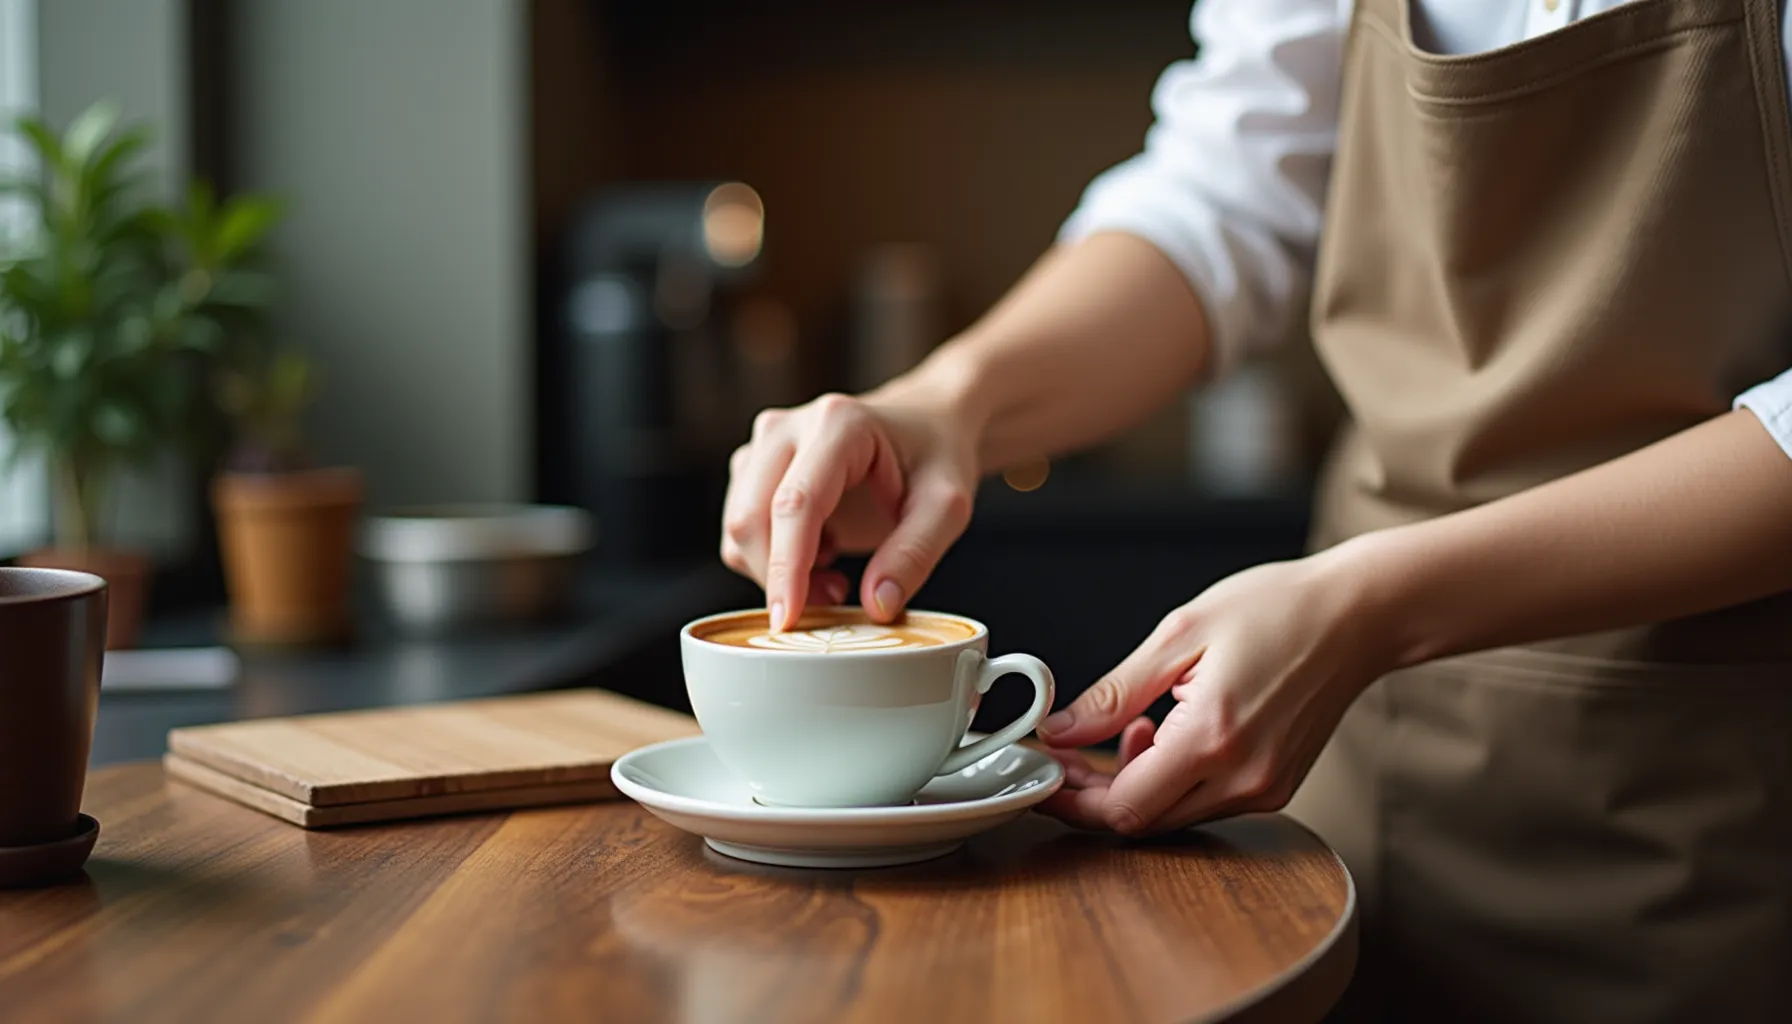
[611,736,1064,868]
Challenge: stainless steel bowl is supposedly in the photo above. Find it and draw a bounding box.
[360,505,595,633]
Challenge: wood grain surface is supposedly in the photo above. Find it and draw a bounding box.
[0,764,1356,1024]
[167,689,701,808]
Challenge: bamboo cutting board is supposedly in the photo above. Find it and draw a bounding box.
[164,689,701,827]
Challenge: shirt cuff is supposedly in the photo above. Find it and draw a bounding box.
[1734,368,1792,460]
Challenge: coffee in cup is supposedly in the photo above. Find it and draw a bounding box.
[681,607,1054,807]
[691,607,976,651]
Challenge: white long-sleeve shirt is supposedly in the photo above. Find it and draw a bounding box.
[1058,0,1792,459]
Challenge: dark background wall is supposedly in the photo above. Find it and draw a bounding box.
[528,0,1323,723]
[532,0,1197,353]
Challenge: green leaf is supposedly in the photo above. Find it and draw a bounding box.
[151,282,187,324]
[84,128,151,209]
[178,267,213,305]
[87,125,149,179]
[62,101,121,167]
[2,262,57,319]
[85,258,154,317]
[93,401,141,447]
[50,330,92,379]
[15,116,65,170]
[177,314,224,353]
[114,314,153,355]
[130,205,182,246]
[214,196,284,260]
[205,269,277,308]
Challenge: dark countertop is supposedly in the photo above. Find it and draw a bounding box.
[92,561,756,767]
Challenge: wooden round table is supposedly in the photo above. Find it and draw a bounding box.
[0,764,1356,1023]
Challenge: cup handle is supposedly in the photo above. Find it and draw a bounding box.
[937,651,1056,776]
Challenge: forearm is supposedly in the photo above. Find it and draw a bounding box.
[1345,410,1792,667]
[870,231,1212,473]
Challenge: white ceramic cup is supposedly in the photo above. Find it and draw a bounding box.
[680,608,1056,807]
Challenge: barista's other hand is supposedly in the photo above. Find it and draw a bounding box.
[1036,548,1391,834]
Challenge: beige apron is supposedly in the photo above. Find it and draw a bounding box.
[1283,0,1792,1020]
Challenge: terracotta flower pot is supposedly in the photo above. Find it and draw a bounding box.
[212,467,363,646]
[15,547,151,650]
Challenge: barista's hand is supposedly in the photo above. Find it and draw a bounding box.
[1036,545,1393,834]
[721,391,980,631]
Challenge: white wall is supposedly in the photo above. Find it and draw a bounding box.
[232,0,531,509]
[35,0,187,191]
[29,0,193,556]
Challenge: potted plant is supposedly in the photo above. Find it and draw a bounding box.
[0,102,282,648]
[210,345,362,646]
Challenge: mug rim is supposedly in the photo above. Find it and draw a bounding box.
[681,605,987,658]
[0,566,107,606]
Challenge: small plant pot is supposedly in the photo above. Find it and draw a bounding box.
[15,547,151,650]
[212,467,363,647]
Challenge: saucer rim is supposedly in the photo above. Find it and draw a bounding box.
[611,736,1064,825]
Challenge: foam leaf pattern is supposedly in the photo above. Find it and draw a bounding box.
[746,625,924,652]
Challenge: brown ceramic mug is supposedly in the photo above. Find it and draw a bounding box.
[0,567,107,847]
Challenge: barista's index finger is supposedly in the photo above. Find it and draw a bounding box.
[763,415,883,631]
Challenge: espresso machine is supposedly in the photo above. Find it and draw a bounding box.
[555,182,766,566]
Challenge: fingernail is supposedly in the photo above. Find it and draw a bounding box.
[769,601,786,631]
[1107,806,1145,836]
[1039,709,1074,738]
[872,579,902,617]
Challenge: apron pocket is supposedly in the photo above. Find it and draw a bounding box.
[1374,648,1792,1022]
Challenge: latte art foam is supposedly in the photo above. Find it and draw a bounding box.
[747,624,927,652]
[693,608,978,651]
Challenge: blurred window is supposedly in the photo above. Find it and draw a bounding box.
[0,0,47,555]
